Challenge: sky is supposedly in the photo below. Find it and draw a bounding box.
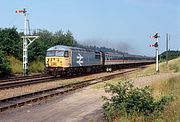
[0,0,180,56]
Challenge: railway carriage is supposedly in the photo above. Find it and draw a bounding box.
[104,52,155,71]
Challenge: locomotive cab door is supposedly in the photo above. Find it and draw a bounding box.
[64,50,71,67]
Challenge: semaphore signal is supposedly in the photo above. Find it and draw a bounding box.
[149,42,158,47]
[149,33,160,73]
[16,8,39,76]
[15,9,26,13]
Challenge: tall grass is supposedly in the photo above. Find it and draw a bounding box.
[152,75,180,122]
[29,60,45,73]
[7,56,22,74]
[129,57,180,78]
[160,58,180,73]
[7,56,45,74]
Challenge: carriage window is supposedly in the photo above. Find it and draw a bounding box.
[64,51,69,57]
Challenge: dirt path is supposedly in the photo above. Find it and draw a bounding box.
[0,72,179,122]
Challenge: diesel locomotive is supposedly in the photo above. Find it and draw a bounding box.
[45,45,154,76]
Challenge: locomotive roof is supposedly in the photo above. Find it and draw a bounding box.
[47,45,97,52]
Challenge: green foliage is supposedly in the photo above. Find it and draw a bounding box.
[160,50,180,61]
[7,56,22,74]
[29,59,45,73]
[28,29,77,62]
[0,50,11,75]
[0,28,22,58]
[0,28,79,74]
[103,81,174,121]
[161,58,180,73]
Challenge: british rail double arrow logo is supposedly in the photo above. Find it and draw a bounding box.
[77,53,83,66]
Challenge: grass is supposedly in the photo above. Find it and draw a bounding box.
[128,57,180,79]
[29,60,45,73]
[7,56,45,74]
[151,75,180,122]
[7,56,22,74]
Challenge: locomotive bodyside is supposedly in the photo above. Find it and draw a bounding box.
[45,45,103,76]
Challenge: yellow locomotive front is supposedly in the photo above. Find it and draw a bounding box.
[45,46,71,76]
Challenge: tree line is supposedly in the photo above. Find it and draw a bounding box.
[0,27,120,75]
[1,27,179,75]
[160,50,180,61]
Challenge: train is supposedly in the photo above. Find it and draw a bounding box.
[45,45,155,76]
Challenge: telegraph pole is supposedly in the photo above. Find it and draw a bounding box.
[166,33,169,64]
[16,8,39,76]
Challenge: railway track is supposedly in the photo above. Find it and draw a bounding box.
[0,72,103,90]
[0,76,55,90]
[0,74,44,83]
[0,64,150,90]
[0,68,137,112]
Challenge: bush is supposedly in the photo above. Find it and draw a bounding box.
[0,51,11,75]
[103,81,174,121]
[7,56,22,74]
[29,60,45,73]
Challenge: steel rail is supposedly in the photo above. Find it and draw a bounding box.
[0,76,55,90]
[0,74,45,83]
[0,69,137,112]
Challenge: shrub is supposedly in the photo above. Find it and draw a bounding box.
[0,51,11,75]
[29,60,45,73]
[7,56,22,74]
[103,81,174,121]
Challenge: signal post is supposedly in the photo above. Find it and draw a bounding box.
[150,33,160,73]
[16,8,39,76]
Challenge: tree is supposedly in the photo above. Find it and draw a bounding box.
[160,50,180,61]
[28,29,78,62]
[0,50,10,75]
[0,28,22,58]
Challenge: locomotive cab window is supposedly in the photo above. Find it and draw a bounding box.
[47,51,56,56]
[64,51,69,57]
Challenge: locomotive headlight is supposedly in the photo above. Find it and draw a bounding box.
[46,64,49,67]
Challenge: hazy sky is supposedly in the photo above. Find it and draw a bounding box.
[0,0,179,56]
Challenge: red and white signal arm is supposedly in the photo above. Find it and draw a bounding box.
[15,10,25,13]
[149,44,155,47]
[149,33,159,39]
[149,42,158,47]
